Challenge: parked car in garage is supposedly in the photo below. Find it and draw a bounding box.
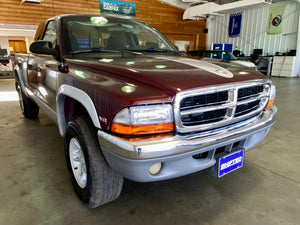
[188,50,257,69]
[14,14,276,208]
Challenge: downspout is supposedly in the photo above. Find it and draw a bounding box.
[293,4,300,77]
[206,15,214,50]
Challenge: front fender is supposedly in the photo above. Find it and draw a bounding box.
[14,53,32,93]
[56,84,101,136]
[14,63,28,95]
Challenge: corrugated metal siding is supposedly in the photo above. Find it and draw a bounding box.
[208,2,299,56]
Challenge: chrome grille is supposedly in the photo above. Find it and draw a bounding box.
[180,91,228,110]
[174,81,270,133]
[181,108,227,126]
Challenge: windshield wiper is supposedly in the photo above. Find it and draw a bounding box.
[70,48,120,54]
[130,48,180,56]
[70,48,144,57]
[70,48,180,56]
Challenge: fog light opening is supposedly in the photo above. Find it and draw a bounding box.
[149,163,162,175]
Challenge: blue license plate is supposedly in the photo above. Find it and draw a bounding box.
[218,150,244,178]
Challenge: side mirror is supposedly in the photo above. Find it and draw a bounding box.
[30,40,56,56]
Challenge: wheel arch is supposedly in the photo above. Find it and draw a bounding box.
[57,85,101,136]
[14,64,28,96]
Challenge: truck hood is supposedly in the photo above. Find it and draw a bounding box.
[233,60,257,69]
[67,56,266,94]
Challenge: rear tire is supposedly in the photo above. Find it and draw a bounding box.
[64,116,123,208]
[16,83,39,119]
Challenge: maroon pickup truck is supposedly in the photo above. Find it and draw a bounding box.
[14,14,277,208]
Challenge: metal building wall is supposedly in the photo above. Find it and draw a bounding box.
[207,2,299,56]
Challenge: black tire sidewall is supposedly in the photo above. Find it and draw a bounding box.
[16,83,39,119]
[64,119,93,204]
[65,116,123,208]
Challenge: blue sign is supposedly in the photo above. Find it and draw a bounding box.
[100,0,136,17]
[218,150,244,178]
[212,43,233,52]
[223,43,233,52]
[228,13,242,37]
[212,43,223,51]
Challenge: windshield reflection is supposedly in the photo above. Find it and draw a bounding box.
[61,16,179,58]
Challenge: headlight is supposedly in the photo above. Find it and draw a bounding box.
[266,84,276,110]
[111,104,174,135]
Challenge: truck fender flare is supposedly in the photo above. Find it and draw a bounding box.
[14,65,28,96]
[57,84,101,136]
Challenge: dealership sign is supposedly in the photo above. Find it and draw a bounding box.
[100,0,136,17]
[228,12,242,37]
[267,4,286,34]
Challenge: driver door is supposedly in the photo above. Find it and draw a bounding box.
[27,20,60,112]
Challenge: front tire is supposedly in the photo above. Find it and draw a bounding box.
[64,116,123,208]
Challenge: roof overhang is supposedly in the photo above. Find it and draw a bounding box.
[159,0,272,20]
[183,0,271,19]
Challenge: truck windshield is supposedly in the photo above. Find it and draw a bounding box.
[61,15,179,57]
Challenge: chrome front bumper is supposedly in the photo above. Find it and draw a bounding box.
[98,106,277,182]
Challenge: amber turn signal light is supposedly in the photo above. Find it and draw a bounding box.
[266,84,276,110]
[111,123,175,135]
[266,99,274,110]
